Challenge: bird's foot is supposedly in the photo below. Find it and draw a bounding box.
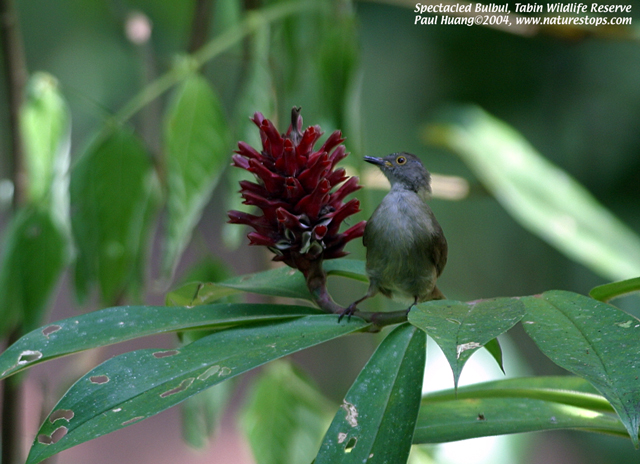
[338,303,357,323]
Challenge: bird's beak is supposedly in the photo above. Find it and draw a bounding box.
[364,156,390,167]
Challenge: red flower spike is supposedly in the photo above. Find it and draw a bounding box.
[295,178,331,219]
[326,168,348,188]
[284,177,304,201]
[296,126,323,156]
[247,232,277,247]
[329,176,361,207]
[298,153,331,191]
[238,180,268,197]
[228,107,365,276]
[236,141,262,160]
[247,159,284,193]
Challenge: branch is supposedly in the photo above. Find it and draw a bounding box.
[0,0,27,462]
[0,0,27,207]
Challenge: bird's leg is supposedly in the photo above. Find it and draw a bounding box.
[405,296,419,315]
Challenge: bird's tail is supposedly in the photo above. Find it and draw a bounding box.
[430,286,446,300]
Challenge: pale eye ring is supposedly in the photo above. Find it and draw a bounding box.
[396,156,407,165]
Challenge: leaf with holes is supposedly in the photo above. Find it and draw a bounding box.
[0,303,323,380]
[165,259,367,306]
[414,376,626,444]
[408,298,525,388]
[521,290,640,447]
[240,361,333,464]
[26,315,369,464]
[315,323,425,464]
[163,74,230,276]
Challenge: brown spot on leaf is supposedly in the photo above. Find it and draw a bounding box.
[89,375,109,384]
[153,350,179,359]
[160,378,194,398]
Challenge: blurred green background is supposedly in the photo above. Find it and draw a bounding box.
[1,0,640,463]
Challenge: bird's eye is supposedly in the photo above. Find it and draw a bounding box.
[395,156,407,165]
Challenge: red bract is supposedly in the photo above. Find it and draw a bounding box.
[228,107,366,271]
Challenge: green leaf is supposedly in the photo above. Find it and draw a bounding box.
[521,290,640,446]
[70,127,158,304]
[590,277,640,302]
[316,11,358,129]
[414,377,627,444]
[408,298,525,388]
[182,380,233,448]
[165,259,367,306]
[423,376,613,411]
[426,106,640,281]
[163,74,230,276]
[0,208,68,335]
[483,338,505,374]
[26,315,369,464]
[20,72,71,208]
[316,323,426,464]
[240,361,333,464]
[0,303,323,380]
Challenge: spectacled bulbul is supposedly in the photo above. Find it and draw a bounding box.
[345,152,448,317]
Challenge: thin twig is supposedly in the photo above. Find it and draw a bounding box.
[188,0,215,53]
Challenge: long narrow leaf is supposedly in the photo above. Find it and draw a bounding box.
[521,290,640,446]
[414,397,626,444]
[316,323,426,464]
[0,303,323,380]
[163,74,230,275]
[166,259,367,306]
[427,106,640,281]
[27,315,369,464]
[590,277,640,302]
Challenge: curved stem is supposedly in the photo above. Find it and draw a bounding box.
[303,258,408,330]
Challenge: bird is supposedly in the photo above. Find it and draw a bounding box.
[343,152,447,318]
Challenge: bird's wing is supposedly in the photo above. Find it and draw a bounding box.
[431,228,448,277]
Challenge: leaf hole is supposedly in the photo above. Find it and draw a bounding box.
[37,426,68,445]
[344,436,357,453]
[89,375,110,384]
[50,409,74,423]
[18,350,42,365]
[153,350,179,359]
[42,325,62,338]
[160,378,194,398]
